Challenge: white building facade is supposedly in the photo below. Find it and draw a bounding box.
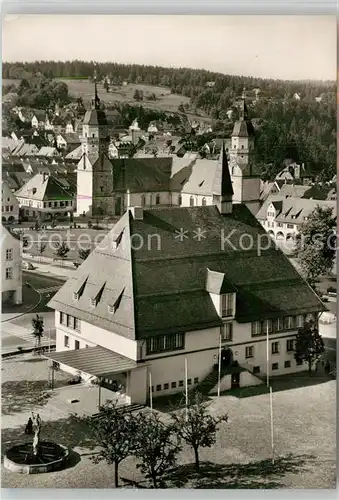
[1,225,22,305]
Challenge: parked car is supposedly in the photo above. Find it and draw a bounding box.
[22,261,34,270]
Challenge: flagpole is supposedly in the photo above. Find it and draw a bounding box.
[149,372,153,413]
[217,333,222,397]
[266,321,270,387]
[185,358,188,421]
[270,386,275,464]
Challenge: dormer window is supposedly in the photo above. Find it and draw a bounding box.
[112,229,124,250]
[221,293,235,318]
[73,292,79,301]
[32,188,37,195]
[108,288,125,314]
[90,297,96,307]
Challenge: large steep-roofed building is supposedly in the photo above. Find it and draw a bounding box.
[48,197,325,404]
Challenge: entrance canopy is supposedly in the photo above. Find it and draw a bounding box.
[45,346,137,378]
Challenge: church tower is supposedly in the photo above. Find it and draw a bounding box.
[228,89,261,215]
[76,76,114,217]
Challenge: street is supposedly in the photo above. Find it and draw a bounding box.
[1,272,63,354]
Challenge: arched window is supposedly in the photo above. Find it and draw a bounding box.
[141,195,146,206]
[190,196,195,207]
[178,194,182,206]
[202,197,206,206]
[155,194,160,205]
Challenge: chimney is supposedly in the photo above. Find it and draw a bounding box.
[130,206,143,220]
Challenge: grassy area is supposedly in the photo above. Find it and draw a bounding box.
[1,353,336,488]
[61,78,192,114]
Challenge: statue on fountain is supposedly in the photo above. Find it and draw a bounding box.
[31,412,42,456]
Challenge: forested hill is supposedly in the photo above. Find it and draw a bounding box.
[3,60,335,95]
[2,60,336,181]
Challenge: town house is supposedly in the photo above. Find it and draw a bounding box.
[14,172,75,222]
[1,225,22,305]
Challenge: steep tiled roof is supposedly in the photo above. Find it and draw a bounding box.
[83,109,108,126]
[37,146,59,157]
[49,204,324,340]
[231,120,255,137]
[66,144,83,160]
[14,173,75,201]
[12,143,39,157]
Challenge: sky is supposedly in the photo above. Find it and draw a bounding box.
[2,15,337,81]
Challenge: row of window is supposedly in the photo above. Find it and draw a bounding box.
[6,249,13,261]
[252,358,303,374]
[146,332,185,355]
[245,339,295,359]
[43,200,72,208]
[64,335,88,349]
[251,314,315,336]
[2,205,14,212]
[139,195,208,208]
[60,312,80,331]
[5,267,12,279]
[151,377,199,392]
[266,220,296,230]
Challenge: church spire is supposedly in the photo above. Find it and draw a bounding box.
[239,87,248,121]
[92,67,101,110]
[219,142,233,199]
[212,141,233,215]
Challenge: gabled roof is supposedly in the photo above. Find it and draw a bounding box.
[14,173,75,201]
[257,195,337,223]
[37,146,59,157]
[49,205,325,340]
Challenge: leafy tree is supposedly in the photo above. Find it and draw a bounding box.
[133,412,181,488]
[78,248,91,261]
[37,241,47,262]
[32,314,44,352]
[133,89,143,101]
[171,391,228,471]
[295,206,336,288]
[54,241,70,261]
[89,401,137,488]
[294,321,325,373]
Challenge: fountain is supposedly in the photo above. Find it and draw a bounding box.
[4,413,69,474]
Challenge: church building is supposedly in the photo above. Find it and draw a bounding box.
[76,85,261,218]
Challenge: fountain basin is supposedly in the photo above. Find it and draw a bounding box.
[4,441,69,474]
